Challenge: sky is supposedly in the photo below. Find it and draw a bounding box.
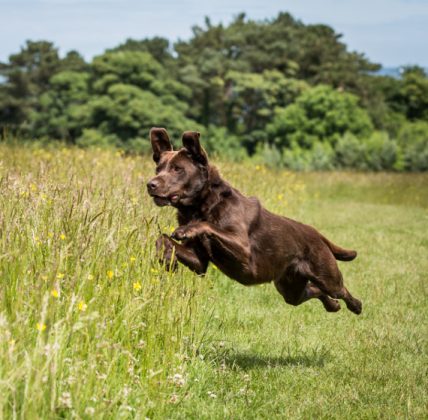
[0,0,427,67]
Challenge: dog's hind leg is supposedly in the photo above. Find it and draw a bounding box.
[274,273,341,312]
[307,257,362,315]
[307,283,341,312]
[328,284,362,315]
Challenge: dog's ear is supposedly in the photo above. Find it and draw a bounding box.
[182,131,208,165]
[150,127,173,163]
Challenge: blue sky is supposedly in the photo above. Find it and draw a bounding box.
[1,0,427,67]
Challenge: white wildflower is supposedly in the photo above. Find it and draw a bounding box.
[172,373,186,387]
[85,407,95,416]
[169,394,179,404]
[59,391,72,408]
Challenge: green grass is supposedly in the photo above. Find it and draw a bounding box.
[0,145,427,419]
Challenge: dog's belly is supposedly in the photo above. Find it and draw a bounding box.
[213,261,272,286]
[205,238,291,286]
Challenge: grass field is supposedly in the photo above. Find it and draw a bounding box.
[0,144,427,419]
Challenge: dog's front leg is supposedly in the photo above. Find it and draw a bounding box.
[172,222,252,273]
[156,234,208,274]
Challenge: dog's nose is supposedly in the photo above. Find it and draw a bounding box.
[147,179,159,191]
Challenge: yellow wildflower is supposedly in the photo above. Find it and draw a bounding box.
[133,281,142,291]
[60,233,66,241]
[106,270,114,279]
[129,256,136,263]
[51,289,59,298]
[78,301,87,312]
[87,274,94,280]
[36,323,46,331]
[150,268,159,274]
[56,272,64,280]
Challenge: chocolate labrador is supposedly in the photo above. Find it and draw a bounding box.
[147,128,362,314]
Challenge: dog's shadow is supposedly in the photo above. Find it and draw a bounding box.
[222,348,330,370]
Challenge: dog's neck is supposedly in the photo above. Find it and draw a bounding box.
[177,164,231,223]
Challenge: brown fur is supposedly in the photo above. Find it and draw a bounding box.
[147,128,362,314]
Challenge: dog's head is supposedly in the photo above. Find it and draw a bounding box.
[147,127,209,207]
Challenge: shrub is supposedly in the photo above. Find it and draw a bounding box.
[308,141,336,170]
[76,128,118,148]
[362,131,398,171]
[397,121,428,171]
[282,141,335,171]
[334,133,366,169]
[335,131,398,171]
[252,143,283,168]
[204,126,247,161]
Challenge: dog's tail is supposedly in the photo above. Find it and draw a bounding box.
[321,236,357,261]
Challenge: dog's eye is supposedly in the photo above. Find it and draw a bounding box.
[172,165,183,173]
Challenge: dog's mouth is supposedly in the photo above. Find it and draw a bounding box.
[150,193,180,206]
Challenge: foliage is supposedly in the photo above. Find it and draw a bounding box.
[224,70,308,150]
[84,83,199,149]
[32,71,90,141]
[399,66,428,121]
[397,121,428,171]
[334,132,369,170]
[326,131,397,171]
[267,85,373,149]
[1,12,428,170]
[174,13,378,130]
[203,125,247,160]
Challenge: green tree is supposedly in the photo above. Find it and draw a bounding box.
[91,50,191,108]
[224,70,308,151]
[110,37,175,67]
[82,83,200,151]
[267,85,373,149]
[78,50,197,149]
[60,50,88,72]
[174,13,379,128]
[31,71,90,141]
[399,66,428,121]
[0,41,62,127]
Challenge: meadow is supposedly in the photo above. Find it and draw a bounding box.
[0,144,427,419]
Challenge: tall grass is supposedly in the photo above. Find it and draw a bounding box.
[0,146,204,417]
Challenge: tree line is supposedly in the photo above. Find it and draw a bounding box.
[1,12,427,170]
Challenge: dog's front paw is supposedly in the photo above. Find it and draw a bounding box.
[171,223,204,241]
[155,234,178,270]
[171,226,190,241]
